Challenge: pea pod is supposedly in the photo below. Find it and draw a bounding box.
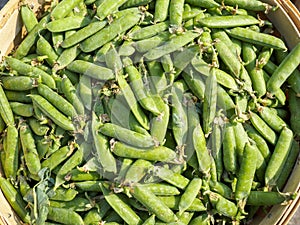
[154,0,170,22]
[29,94,75,131]
[0,177,31,224]
[185,0,219,8]
[124,159,153,184]
[129,22,169,40]
[1,76,38,91]
[47,16,91,32]
[169,0,185,27]
[20,4,38,32]
[131,185,178,223]
[10,102,34,117]
[208,191,238,218]
[36,35,59,66]
[214,0,270,11]
[198,15,259,28]
[139,183,180,196]
[47,206,84,225]
[100,184,143,225]
[80,12,141,52]
[158,196,206,212]
[0,84,15,125]
[51,0,82,19]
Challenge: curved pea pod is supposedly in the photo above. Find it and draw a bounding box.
[222,123,238,175]
[178,178,202,215]
[92,112,117,174]
[74,181,103,192]
[182,65,205,100]
[117,73,150,130]
[38,83,77,118]
[0,85,14,125]
[67,60,114,80]
[198,15,259,28]
[51,0,82,19]
[77,75,92,111]
[134,31,170,53]
[20,121,41,176]
[288,89,300,137]
[265,127,294,188]
[54,147,84,189]
[123,57,161,115]
[47,206,84,225]
[131,185,177,223]
[215,0,271,11]
[67,169,101,181]
[235,142,257,206]
[20,4,38,32]
[146,60,168,95]
[249,111,277,145]
[185,0,219,8]
[100,184,143,225]
[203,67,217,136]
[258,106,287,133]
[56,45,81,70]
[1,76,38,91]
[5,57,56,89]
[29,94,75,131]
[3,125,19,181]
[120,0,152,8]
[144,31,201,60]
[139,183,180,196]
[130,22,170,41]
[150,97,170,145]
[36,35,59,66]
[267,42,300,94]
[213,37,242,78]
[50,188,78,201]
[14,15,50,59]
[208,191,238,219]
[112,141,177,163]
[226,27,287,51]
[61,75,85,116]
[10,102,34,117]
[154,166,190,190]
[47,16,91,32]
[99,123,155,148]
[158,196,206,212]
[124,159,153,184]
[96,0,128,20]
[257,47,273,69]
[41,145,73,170]
[154,0,170,22]
[80,12,141,52]
[193,124,211,176]
[0,177,31,224]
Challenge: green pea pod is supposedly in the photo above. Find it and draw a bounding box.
[135,31,170,53]
[233,121,248,165]
[96,0,128,20]
[47,206,84,225]
[10,102,33,117]
[0,177,31,224]
[36,35,59,66]
[131,185,178,223]
[112,141,177,163]
[1,76,38,91]
[67,60,114,81]
[214,0,270,11]
[51,0,82,19]
[80,12,141,52]
[3,125,19,181]
[185,0,219,8]
[258,106,287,133]
[56,45,81,70]
[130,21,170,40]
[47,16,91,32]
[5,57,56,89]
[154,0,170,22]
[124,159,153,184]
[20,4,38,32]
[154,166,190,190]
[222,123,238,175]
[120,0,153,8]
[139,183,180,196]
[208,191,238,218]
[235,142,257,205]
[20,121,41,176]
[146,60,168,95]
[265,127,294,188]
[246,191,296,206]
[92,112,117,174]
[249,111,277,145]
[203,67,217,135]
[144,31,200,60]
[41,145,74,171]
[14,15,50,59]
[50,197,93,212]
[178,178,202,215]
[169,0,185,27]
[50,188,78,201]
[182,65,205,100]
[226,27,287,51]
[193,124,211,176]
[5,90,31,103]
[78,75,93,111]
[54,147,84,189]
[0,84,14,125]
[74,181,103,192]
[158,196,206,212]
[198,15,259,28]
[100,184,143,225]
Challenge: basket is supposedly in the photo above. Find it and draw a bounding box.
[0,0,299,224]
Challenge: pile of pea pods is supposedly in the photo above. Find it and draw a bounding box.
[0,0,300,224]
